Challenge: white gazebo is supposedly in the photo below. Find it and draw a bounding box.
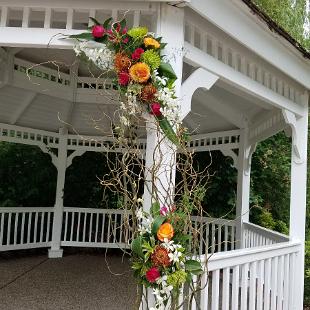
[0,1,309,309]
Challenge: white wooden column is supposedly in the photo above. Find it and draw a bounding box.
[48,127,68,258]
[289,93,308,310]
[236,128,252,249]
[143,4,184,212]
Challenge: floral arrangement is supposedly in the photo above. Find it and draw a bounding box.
[69,17,183,145]
[69,17,201,309]
[132,203,203,309]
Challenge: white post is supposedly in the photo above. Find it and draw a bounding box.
[289,92,308,310]
[236,128,252,249]
[142,4,184,212]
[48,127,68,258]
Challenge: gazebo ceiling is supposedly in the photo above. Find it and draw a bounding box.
[0,47,274,136]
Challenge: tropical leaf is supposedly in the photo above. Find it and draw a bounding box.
[151,216,166,235]
[89,17,101,25]
[131,236,144,258]
[158,117,179,146]
[184,259,203,275]
[158,62,177,82]
[68,33,94,40]
[103,17,113,29]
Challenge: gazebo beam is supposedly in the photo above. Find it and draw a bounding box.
[184,43,305,118]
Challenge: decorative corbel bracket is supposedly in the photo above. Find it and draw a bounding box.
[282,109,303,164]
[66,150,86,168]
[244,143,257,175]
[220,149,238,169]
[180,67,219,120]
[38,144,58,168]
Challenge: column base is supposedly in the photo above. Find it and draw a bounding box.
[48,248,63,258]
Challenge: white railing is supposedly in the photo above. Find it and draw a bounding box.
[0,3,158,31]
[0,207,54,251]
[191,215,236,255]
[243,221,289,248]
[194,241,301,310]
[184,11,303,105]
[61,207,132,249]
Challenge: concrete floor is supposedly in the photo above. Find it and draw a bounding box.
[0,250,137,310]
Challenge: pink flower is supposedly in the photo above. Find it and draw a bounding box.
[146,267,160,283]
[131,48,144,61]
[122,27,128,34]
[160,206,169,216]
[160,205,176,216]
[123,37,129,44]
[92,25,105,38]
[150,102,162,117]
[118,71,130,86]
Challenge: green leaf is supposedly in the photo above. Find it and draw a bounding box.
[119,18,126,29]
[131,236,144,258]
[158,117,179,146]
[89,17,101,25]
[68,33,94,40]
[103,17,113,29]
[150,201,160,217]
[151,216,166,235]
[184,259,203,275]
[158,62,177,83]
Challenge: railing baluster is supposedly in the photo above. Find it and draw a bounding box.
[222,267,230,310]
[264,258,271,310]
[82,212,87,242]
[39,212,44,243]
[249,261,257,309]
[211,269,220,310]
[21,212,25,244]
[34,212,38,243]
[64,211,68,241]
[271,256,279,310]
[7,213,12,245]
[241,263,249,310]
[283,254,290,310]
[101,213,106,243]
[76,211,81,242]
[13,213,18,245]
[231,265,240,310]
[257,260,264,310]
[46,211,51,242]
[95,212,99,243]
[89,212,93,242]
[277,255,284,310]
[70,211,75,242]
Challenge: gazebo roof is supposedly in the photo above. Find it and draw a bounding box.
[0,0,308,137]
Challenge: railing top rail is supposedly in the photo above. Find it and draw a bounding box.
[0,207,54,213]
[63,207,130,214]
[243,221,289,242]
[191,215,236,226]
[202,241,301,271]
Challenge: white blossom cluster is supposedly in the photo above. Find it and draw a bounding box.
[150,275,173,310]
[152,70,181,128]
[156,87,181,127]
[162,238,184,264]
[136,208,153,235]
[73,41,114,71]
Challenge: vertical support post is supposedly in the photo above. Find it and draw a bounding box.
[48,127,68,258]
[236,128,252,249]
[289,92,308,310]
[142,4,184,213]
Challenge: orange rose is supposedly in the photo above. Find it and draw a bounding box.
[157,223,174,242]
[129,62,150,83]
[144,37,160,49]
